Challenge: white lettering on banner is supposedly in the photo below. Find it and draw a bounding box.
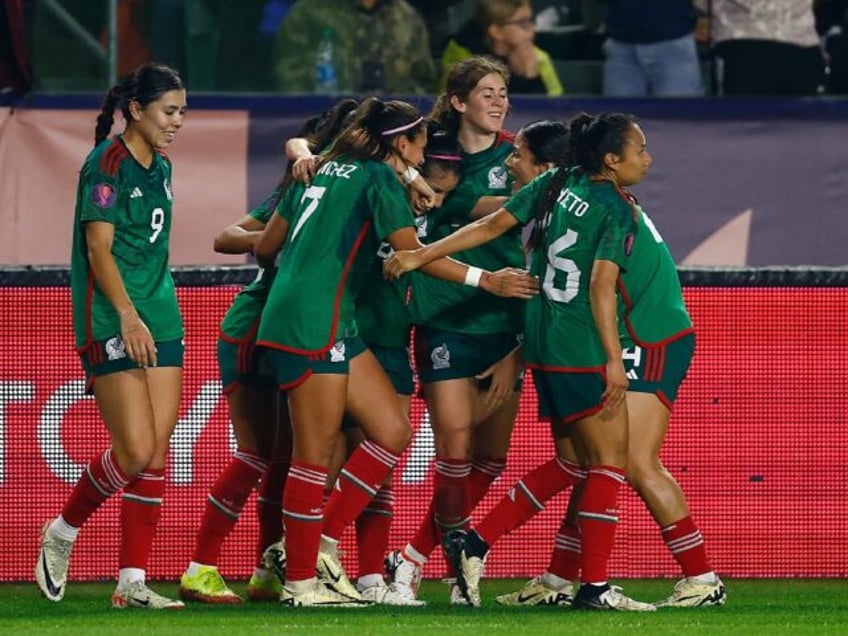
[170,381,226,484]
[400,410,435,484]
[38,380,90,484]
[0,381,36,484]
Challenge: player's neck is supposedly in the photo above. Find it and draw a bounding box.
[121,129,154,168]
[458,126,498,154]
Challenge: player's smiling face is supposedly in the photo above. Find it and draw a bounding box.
[133,89,187,150]
[453,73,508,135]
[506,132,551,189]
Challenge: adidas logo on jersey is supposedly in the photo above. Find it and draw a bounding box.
[130,187,143,198]
[626,369,639,380]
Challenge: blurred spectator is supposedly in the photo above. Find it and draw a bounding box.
[706,0,825,96]
[440,0,564,95]
[814,0,848,93]
[407,0,473,57]
[0,0,30,96]
[594,0,703,96]
[272,0,436,94]
[149,0,222,91]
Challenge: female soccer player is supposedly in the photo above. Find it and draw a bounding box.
[492,121,725,610]
[35,63,187,609]
[387,56,528,605]
[385,111,663,611]
[177,99,359,605]
[252,97,535,608]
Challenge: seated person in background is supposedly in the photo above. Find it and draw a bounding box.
[815,0,848,94]
[440,0,564,95]
[272,0,436,94]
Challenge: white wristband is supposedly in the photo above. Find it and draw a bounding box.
[464,266,483,288]
[402,166,419,184]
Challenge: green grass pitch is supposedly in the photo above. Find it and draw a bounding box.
[2,579,847,635]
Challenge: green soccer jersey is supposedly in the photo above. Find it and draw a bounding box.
[70,136,182,348]
[618,206,693,346]
[257,157,414,353]
[220,182,302,342]
[504,168,638,369]
[410,131,525,334]
[356,241,411,349]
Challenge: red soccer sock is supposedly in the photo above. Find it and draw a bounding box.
[192,449,268,566]
[408,498,440,560]
[547,517,582,581]
[255,457,290,566]
[468,457,506,507]
[323,440,400,541]
[578,465,626,584]
[355,484,394,577]
[283,461,327,582]
[433,458,472,533]
[661,515,713,577]
[61,448,130,528]
[476,457,585,546]
[119,468,165,570]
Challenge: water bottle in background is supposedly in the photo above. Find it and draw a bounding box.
[315,28,339,93]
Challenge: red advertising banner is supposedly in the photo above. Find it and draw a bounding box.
[1,285,846,581]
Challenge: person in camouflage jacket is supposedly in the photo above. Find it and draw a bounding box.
[272,0,437,94]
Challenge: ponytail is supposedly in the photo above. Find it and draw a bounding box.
[94,86,122,146]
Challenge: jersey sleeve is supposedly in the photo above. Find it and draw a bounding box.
[273,182,305,223]
[249,183,286,224]
[367,165,415,240]
[503,169,556,226]
[78,162,121,224]
[595,201,638,271]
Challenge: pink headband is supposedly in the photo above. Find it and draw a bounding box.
[426,153,462,162]
[381,116,424,136]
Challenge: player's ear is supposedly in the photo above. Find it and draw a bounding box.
[128,99,143,122]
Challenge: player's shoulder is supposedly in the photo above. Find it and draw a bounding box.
[497,129,516,146]
[87,137,132,178]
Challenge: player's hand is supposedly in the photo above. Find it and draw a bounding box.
[383,249,425,279]
[601,359,628,411]
[410,187,436,215]
[119,310,157,367]
[292,156,317,184]
[480,268,539,299]
[476,346,522,412]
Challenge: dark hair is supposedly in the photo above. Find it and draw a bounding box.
[521,120,569,250]
[322,97,425,164]
[527,112,638,251]
[566,111,637,174]
[429,56,509,138]
[94,63,184,146]
[422,125,462,180]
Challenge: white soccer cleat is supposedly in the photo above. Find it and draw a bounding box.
[384,550,423,601]
[280,579,371,608]
[111,581,185,609]
[357,580,426,606]
[572,584,657,612]
[317,545,362,600]
[261,541,287,586]
[35,521,73,602]
[443,529,487,607]
[447,580,469,606]
[495,575,575,606]
[654,576,727,608]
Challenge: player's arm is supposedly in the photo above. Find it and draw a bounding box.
[286,137,317,184]
[385,225,537,299]
[254,212,290,269]
[85,221,157,367]
[469,195,509,219]
[590,258,627,411]
[384,208,520,278]
[213,215,266,255]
